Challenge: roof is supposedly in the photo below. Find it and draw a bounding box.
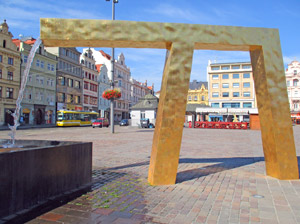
[99,50,111,60]
[12,38,36,47]
[189,80,208,90]
[186,104,210,112]
[147,86,153,90]
[95,64,103,72]
[12,39,21,47]
[210,61,251,65]
[130,94,159,110]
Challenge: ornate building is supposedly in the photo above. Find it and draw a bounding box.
[187,80,208,105]
[286,60,300,113]
[0,20,21,126]
[80,48,98,111]
[13,38,57,125]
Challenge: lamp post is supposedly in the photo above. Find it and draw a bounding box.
[106,0,118,133]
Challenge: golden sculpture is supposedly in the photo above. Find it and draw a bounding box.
[41,19,299,185]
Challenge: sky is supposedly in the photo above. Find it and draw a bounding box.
[1,0,300,91]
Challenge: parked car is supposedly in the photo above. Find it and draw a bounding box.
[140,118,155,128]
[119,119,129,126]
[92,118,109,128]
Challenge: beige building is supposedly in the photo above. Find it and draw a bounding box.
[0,20,21,126]
[80,48,98,112]
[286,60,300,113]
[130,78,149,107]
[207,61,256,121]
[187,80,208,105]
[46,47,82,111]
[13,38,57,125]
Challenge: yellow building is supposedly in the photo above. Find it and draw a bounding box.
[0,20,21,126]
[187,80,208,105]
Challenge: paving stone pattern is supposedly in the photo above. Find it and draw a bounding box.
[1,126,300,223]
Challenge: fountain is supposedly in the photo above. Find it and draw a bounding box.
[0,38,92,222]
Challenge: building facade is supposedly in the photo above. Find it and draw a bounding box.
[80,48,98,111]
[13,38,57,125]
[0,20,21,126]
[130,78,148,107]
[96,64,110,118]
[207,61,257,121]
[187,80,208,105]
[286,60,300,113]
[46,47,82,111]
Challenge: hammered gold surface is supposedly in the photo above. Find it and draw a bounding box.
[40,18,299,184]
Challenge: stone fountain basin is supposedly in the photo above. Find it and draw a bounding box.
[0,139,92,221]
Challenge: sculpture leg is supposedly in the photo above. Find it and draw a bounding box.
[250,43,299,179]
[148,42,194,185]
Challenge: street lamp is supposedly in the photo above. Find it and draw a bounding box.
[106,0,118,133]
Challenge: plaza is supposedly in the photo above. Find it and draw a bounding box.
[0,126,299,223]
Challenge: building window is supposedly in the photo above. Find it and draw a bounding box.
[221,66,229,70]
[243,73,250,78]
[222,74,229,79]
[68,79,73,87]
[211,103,219,108]
[75,81,80,89]
[36,59,40,67]
[233,83,239,88]
[48,63,51,70]
[211,66,219,70]
[232,74,239,79]
[222,92,229,97]
[58,76,65,86]
[222,83,229,88]
[23,55,28,63]
[212,83,219,89]
[212,74,219,79]
[294,70,297,75]
[222,103,240,108]
[0,69,2,79]
[58,93,65,102]
[51,64,54,71]
[67,94,73,103]
[233,92,240,97]
[295,91,299,96]
[287,81,290,87]
[293,79,298,87]
[7,71,13,80]
[75,96,80,104]
[202,96,205,101]
[232,65,240,69]
[8,57,13,65]
[242,65,251,69]
[6,87,13,99]
[194,96,197,101]
[0,86,2,97]
[243,102,252,108]
[0,55,2,62]
[212,92,219,98]
[294,104,298,109]
[188,96,192,101]
[243,92,250,97]
[84,81,89,90]
[118,80,122,87]
[243,82,250,88]
[41,61,44,68]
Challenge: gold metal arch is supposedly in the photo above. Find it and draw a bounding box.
[41,19,299,185]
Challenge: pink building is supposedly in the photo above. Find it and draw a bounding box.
[286,60,300,113]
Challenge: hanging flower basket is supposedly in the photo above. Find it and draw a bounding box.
[102,89,121,100]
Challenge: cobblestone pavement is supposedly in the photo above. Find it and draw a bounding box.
[1,126,300,223]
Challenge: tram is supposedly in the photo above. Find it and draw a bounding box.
[56,110,98,127]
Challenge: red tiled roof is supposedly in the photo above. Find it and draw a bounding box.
[24,39,36,45]
[147,86,153,90]
[12,39,21,47]
[95,64,103,72]
[99,50,111,60]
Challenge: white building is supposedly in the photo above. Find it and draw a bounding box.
[80,48,98,111]
[130,94,159,126]
[96,64,110,118]
[286,60,300,113]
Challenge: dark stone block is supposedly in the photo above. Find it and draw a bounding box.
[0,140,92,220]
